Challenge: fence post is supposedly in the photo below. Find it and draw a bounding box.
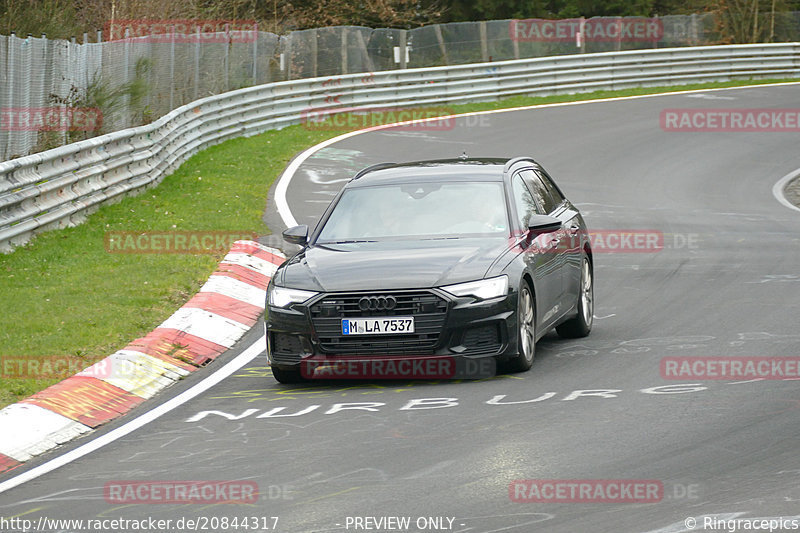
[194,26,200,99]
[400,29,407,69]
[123,27,131,129]
[253,23,259,84]
[434,24,449,65]
[311,29,318,77]
[4,34,16,158]
[511,24,519,59]
[225,23,231,92]
[580,17,586,53]
[341,27,348,74]
[479,21,489,61]
[285,34,293,81]
[653,15,659,48]
[354,31,373,72]
[170,25,176,111]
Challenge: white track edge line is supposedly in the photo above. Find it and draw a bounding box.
[0,336,264,495]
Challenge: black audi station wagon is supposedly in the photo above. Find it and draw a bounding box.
[266,157,593,383]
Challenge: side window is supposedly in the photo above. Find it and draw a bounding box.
[532,169,565,213]
[519,170,551,214]
[512,173,542,229]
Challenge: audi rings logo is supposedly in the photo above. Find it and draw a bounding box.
[358,295,397,311]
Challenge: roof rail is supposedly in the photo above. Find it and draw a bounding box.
[352,162,398,180]
[503,156,538,173]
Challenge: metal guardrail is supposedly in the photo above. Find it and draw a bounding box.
[2,43,799,252]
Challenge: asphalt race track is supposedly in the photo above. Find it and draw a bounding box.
[1,84,799,533]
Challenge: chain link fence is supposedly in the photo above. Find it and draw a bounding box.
[2,12,800,161]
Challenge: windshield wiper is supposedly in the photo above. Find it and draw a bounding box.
[327,239,377,244]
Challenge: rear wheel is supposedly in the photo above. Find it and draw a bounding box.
[556,254,593,338]
[503,281,535,373]
[271,366,304,384]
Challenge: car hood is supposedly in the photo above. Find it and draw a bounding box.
[279,238,511,292]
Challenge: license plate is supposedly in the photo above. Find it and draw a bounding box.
[342,317,415,335]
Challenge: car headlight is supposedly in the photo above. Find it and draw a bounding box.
[441,275,508,300]
[268,285,318,308]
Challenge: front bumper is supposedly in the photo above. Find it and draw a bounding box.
[266,288,519,378]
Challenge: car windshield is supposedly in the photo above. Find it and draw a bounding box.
[317,181,508,242]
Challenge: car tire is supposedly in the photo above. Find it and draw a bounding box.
[556,253,593,338]
[503,280,536,373]
[271,366,304,384]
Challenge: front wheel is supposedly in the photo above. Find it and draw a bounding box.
[503,281,536,373]
[556,254,593,338]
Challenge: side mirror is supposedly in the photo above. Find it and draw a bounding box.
[527,215,561,235]
[282,225,309,246]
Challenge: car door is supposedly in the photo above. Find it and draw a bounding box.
[530,168,583,318]
[510,171,562,330]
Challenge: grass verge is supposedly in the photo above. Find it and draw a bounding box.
[0,77,796,407]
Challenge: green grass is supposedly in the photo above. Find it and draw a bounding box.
[0,77,795,408]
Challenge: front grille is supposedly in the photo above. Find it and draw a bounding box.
[309,290,449,354]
